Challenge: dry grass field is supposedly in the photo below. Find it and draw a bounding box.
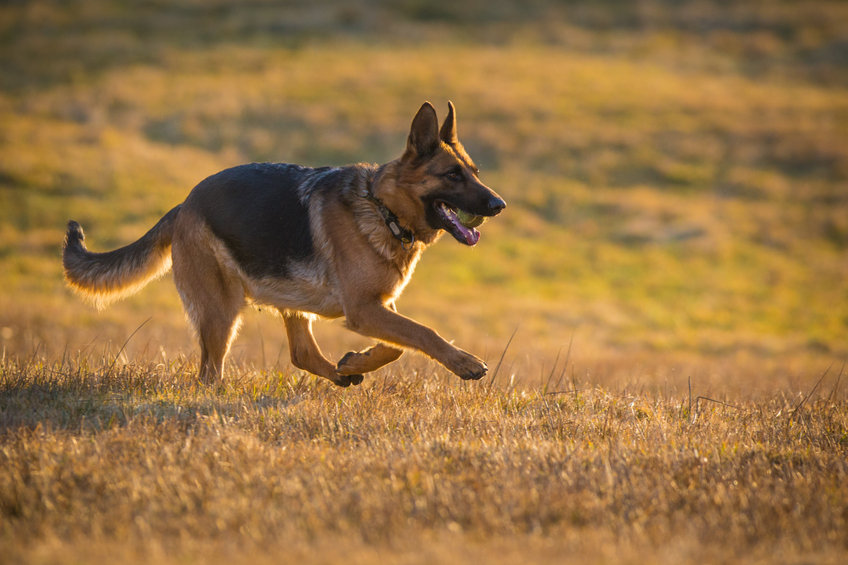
[2,356,847,564]
[2,1,847,563]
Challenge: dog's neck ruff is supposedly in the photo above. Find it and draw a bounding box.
[362,191,415,249]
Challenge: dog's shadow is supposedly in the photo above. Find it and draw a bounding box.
[0,367,309,433]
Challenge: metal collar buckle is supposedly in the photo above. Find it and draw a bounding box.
[363,192,415,249]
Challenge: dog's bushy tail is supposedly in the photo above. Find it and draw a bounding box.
[62,205,182,309]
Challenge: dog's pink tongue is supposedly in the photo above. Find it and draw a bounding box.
[451,213,480,245]
[441,203,481,246]
[463,227,480,246]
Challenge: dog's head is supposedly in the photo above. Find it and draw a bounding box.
[382,102,506,246]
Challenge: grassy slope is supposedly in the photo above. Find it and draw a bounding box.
[0,1,846,365]
[1,1,848,563]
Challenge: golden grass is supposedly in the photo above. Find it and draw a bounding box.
[2,356,847,564]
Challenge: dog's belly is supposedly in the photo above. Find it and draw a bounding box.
[246,265,345,319]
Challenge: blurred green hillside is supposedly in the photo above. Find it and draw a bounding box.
[1,0,846,371]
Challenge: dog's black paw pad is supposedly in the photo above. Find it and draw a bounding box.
[460,367,488,381]
[333,375,352,387]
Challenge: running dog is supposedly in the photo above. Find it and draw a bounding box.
[63,102,506,386]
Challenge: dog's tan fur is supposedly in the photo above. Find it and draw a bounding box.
[63,102,505,386]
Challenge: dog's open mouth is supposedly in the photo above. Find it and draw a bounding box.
[436,201,485,246]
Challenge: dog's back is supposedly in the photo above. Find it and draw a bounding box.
[185,162,381,279]
[186,163,317,279]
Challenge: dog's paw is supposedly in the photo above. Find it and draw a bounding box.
[335,351,361,376]
[331,372,364,387]
[447,350,488,381]
[332,375,352,387]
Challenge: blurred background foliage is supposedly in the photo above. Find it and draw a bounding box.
[1,0,846,373]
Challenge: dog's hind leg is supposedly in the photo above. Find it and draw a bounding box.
[195,308,243,384]
[336,344,403,376]
[178,278,244,384]
[282,312,363,387]
[172,216,245,384]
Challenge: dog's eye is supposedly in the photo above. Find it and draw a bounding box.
[443,169,464,182]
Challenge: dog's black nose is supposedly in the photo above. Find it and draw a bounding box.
[487,195,506,215]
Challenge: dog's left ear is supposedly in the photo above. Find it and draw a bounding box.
[406,102,440,159]
[439,101,458,145]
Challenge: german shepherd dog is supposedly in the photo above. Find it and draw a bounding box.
[63,102,506,386]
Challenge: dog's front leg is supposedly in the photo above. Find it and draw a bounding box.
[344,304,487,380]
[336,303,403,376]
[282,312,363,387]
[322,199,485,380]
[336,343,403,376]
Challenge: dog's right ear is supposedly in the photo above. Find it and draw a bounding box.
[404,102,440,160]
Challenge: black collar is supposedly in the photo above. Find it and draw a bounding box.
[362,191,415,248]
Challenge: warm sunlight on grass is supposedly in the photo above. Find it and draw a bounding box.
[1,1,847,563]
[2,357,847,564]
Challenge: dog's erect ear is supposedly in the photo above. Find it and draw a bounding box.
[439,101,458,145]
[406,102,440,159]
